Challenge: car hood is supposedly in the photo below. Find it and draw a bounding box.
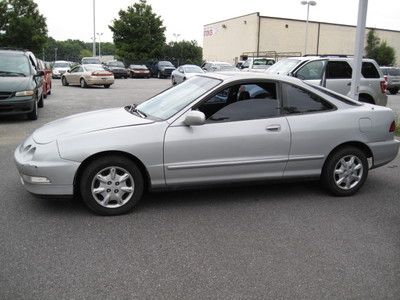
[160,66,175,71]
[0,77,30,92]
[32,107,154,144]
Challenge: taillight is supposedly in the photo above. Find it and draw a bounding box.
[380,80,387,93]
[384,75,388,82]
[389,121,396,132]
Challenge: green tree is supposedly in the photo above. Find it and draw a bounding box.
[109,0,166,64]
[0,0,48,54]
[365,28,396,66]
[163,40,203,66]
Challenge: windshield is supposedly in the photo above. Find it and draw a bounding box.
[84,65,105,71]
[253,58,275,66]
[267,59,300,75]
[388,68,400,76]
[217,64,236,71]
[53,62,69,68]
[82,58,101,64]
[0,54,31,76]
[183,66,203,73]
[109,61,125,67]
[159,61,174,67]
[137,76,221,120]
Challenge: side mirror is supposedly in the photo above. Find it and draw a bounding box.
[34,70,44,77]
[184,110,205,126]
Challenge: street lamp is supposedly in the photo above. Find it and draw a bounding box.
[173,33,181,42]
[301,0,317,55]
[96,32,103,57]
[92,0,96,57]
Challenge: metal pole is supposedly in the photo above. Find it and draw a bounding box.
[98,35,101,57]
[350,0,368,100]
[92,0,96,57]
[55,48,58,61]
[304,4,310,55]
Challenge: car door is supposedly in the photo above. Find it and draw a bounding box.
[65,66,78,84]
[164,81,291,186]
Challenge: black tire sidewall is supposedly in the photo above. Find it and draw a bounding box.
[80,156,144,215]
[322,147,368,196]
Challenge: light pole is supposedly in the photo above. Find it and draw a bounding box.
[301,0,317,55]
[54,47,58,61]
[173,33,181,42]
[92,0,96,57]
[96,32,103,57]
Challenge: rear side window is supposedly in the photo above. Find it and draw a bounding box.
[282,83,334,114]
[362,62,380,78]
[326,61,352,79]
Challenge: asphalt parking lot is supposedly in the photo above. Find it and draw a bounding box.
[1,79,400,299]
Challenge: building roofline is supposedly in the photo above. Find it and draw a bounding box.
[204,12,400,34]
[204,12,259,27]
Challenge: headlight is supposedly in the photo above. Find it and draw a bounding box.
[15,90,34,97]
[53,70,60,74]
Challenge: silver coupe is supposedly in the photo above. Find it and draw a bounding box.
[14,73,399,215]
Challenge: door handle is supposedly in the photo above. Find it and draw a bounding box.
[266,125,281,132]
[347,82,351,86]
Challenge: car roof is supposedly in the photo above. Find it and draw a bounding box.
[281,56,377,63]
[0,49,28,55]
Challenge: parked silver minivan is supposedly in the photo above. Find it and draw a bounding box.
[267,56,388,106]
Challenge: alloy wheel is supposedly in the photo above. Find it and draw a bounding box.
[333,155,363,190]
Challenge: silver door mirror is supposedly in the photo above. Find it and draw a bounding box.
[184,110,205,126]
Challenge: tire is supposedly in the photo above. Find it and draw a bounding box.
[43,90,47,99]
[171,76,176,85]
[80,78,87,88]
[61,76,69,86]
[38,94,44,108]
[27,99,38,120]
[79,155,144,215]
[104,85,110,88]
[388,88,399,95]
[321,146,368,196]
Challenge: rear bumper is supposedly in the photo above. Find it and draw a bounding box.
[368,139,400,168]
[86,77,115,85]
[0,97,35,116]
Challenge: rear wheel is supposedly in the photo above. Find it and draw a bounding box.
[321,146,368,196]
[38,94,44,108]
[79,155,144,215]
[388,88,399,95]
[104,84,110,88]
[61,76,69,86]
[80,78,87,88]
[358,94,374,104]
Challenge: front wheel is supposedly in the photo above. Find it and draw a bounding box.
[61,76,69,86]
[27,99,38,120]
[321,147,368,196]
[80,155,144,215]
[104,84,110,88]
[80,78,87,88]
[38,94,44,108]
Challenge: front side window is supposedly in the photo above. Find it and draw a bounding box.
[296,60,325,80]
[326,61,352,79]
[267,58,300,75]
[196,82,279,122]
[282,83,334,115]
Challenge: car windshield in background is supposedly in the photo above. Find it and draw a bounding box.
[267,59,300,74]
[83,58,101,64]
[387,68,400,76]
[159,61,174,67]
[130,65,147,69]
[184,66,203,73]
[53,62,70,68]
[253,59,275,66]
[218,64,235,71]
[0,54,31,76]
[137,76,221,120]
[109,62,124,67]
[84,65,105,71]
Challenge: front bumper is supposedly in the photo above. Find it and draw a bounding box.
[14,136,80,196]
[0,97,35,116]
[368,139,400,168]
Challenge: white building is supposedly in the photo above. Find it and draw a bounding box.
[203,12,400,65]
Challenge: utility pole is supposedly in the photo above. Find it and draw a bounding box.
[54,48,58,61]
[301,1,317,55]
[96,32,103,57]
[350,0,369,100]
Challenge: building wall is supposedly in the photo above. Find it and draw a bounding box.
[203,14,400,65]
[203,13,259,65]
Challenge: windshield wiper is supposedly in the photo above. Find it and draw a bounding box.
[0,71,26,77]
[126,104,147,118]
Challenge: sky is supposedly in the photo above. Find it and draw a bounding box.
[34,0,400,45]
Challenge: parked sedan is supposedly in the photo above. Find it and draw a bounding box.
[171,64,205,84]
[14,73,399,215]
[127,64,151,78]
[61,64,114,88]
[104,61,128,79]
